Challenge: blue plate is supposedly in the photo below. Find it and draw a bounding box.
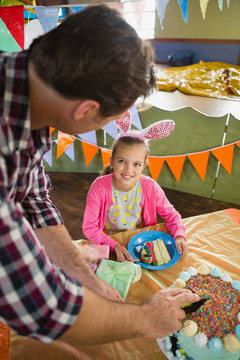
[128,231,180,270]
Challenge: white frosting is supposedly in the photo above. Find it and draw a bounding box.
[221,273,232,282]
[195,332,208,347]
[188,266,198,276]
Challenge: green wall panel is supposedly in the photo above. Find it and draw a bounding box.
[212,145,240,205]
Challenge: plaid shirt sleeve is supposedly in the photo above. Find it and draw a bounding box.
[22,161,64,229]
[0,156,83,343]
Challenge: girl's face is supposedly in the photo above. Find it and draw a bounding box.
[110,143,147,191]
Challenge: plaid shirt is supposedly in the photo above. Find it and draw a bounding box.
[0,51,83,342]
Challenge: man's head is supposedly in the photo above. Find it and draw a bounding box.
[28,4,156,118]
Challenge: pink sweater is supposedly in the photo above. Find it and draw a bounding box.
[83,174,186,251]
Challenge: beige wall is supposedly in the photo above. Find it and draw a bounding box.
[155,0,240,40]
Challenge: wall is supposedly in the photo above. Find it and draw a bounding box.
[153,0,240,64]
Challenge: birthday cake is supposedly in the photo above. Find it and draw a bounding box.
[159,265,240,360]
[140,239,171,266]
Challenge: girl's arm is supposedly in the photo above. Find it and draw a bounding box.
[82,180,118,252]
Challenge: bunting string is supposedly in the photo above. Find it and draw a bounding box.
[44,133,240,182]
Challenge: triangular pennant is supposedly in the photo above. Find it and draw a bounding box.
[236,141,240,149]
[65,142,75,162]
[49,127,55,134]
[102,121,119,139]
[101,148,112,168]
[155,0,170,30]
[218,0,224,11]
[177,0,188,23]
[78,131,97,145]
[71,6,85,14]
[188,151,209,181]
[43,146,52,167]
[199,0,210,19]
[227,0,231,7]
[0,5,24,49]
[35,6,59,33]
[147,156,165,181]
[0,18,21,52]
[130,104,142,130]
[131,0,145,27]
[165,156,185,181]
[211,144,234,174]
[56,131,76,159]
[82,142,99,166]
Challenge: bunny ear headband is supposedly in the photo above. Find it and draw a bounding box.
[114,110,175,143]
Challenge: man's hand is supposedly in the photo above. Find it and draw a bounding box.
[113,243,134,262]
[140,287,199,338]
[175,236,188,257]
[97,277,123,302]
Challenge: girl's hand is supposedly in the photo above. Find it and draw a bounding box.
[114,244,134,263]
[175,237,188,257]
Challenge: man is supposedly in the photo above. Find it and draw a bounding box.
[0,4,199,346]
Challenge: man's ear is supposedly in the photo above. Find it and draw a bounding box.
[73,100,100,120]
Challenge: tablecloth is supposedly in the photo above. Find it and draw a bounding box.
[9,209,240,360]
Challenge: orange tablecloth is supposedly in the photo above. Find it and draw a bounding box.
[9,209,240,360]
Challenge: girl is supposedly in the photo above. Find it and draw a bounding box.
[83,113,188,262]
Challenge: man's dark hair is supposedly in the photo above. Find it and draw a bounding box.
[28,4,156,117]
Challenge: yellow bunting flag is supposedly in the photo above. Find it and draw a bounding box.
[211,144,234,174]
[82,141,99,166]
[101,148,112,168]
[199,0,210,19]
[147,156,165,181]
[56,131,75,159]
[165,156,185,181]
[188,151,210,181]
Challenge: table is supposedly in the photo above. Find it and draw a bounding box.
[10,209,240,360]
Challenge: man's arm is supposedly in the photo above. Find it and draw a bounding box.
[60,287,200,346]
[35,224,123,301]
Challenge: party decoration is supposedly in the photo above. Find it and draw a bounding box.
[43,128,240,183]
[155,0,232,24]
[177,0,188,23]
[147,157,165,181]
[101,148,112,168]
[211,143,234,174]
[165,155,186,181]
[188,151,210,181]
[82,142,99,167]
[34,6,59,33]
[24,18,44,49]
[56,131,75,159]
[218,0,224,11]
[155,0,169,30]
[199,0,210,19]
[0,5,24,51]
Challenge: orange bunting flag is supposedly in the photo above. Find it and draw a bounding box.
[56,131,76,159]
[236,141,240,149]
[165,156,185,181]
[49,127,55,134]
[188,151,210,181]
[147,156,165,181]
[211,144,234,174]
[82,142,99,166]
[101,148,112,169]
